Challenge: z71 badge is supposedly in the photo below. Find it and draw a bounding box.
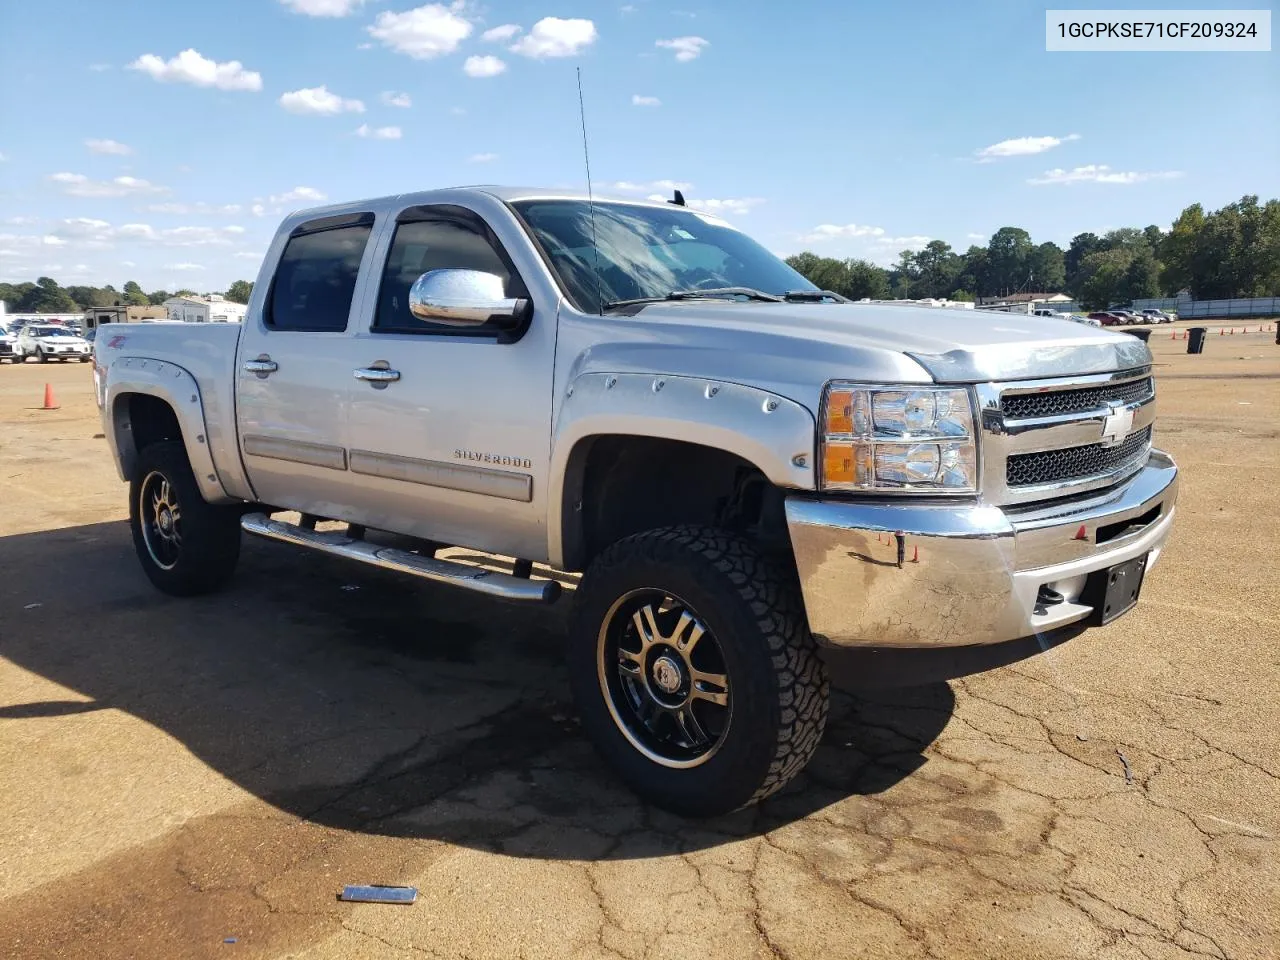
[454,449,532,470]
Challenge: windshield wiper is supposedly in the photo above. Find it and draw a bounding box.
[604,287,785,310]
[783,289,851,303]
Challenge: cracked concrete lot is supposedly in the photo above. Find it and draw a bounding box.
[0,323,1277,959]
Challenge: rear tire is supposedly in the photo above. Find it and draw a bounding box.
[129,441,241,596]
[569,526,829,817]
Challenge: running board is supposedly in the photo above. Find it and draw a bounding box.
[240,513,561,605]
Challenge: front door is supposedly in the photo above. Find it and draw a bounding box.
[343,205,557,562]
[235,213,377,516]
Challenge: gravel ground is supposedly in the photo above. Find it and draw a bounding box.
[0,322,1276,960]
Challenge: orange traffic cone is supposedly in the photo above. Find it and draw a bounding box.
[42,383,59,410]
[1220,328,1225,335]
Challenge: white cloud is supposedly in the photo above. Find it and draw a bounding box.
[145,202,243,216]
[356,124,403,140]
[280,86,365,115]
[6,216,37,225]
[121,261,136,267]
[368,4,472,59]
[510,17,598,58]
[167,263,206,271]
[632,94,661,107]
[88,64,112,72]
[450,106,467,115]
[38,219,246,251]
[610,179,692,195]
[799,223,887,243]
[269,186,327,205]
[128,49,262,92]
[974,133,1080,162]
[966,232,986,240]
[464,55,507,78]
[251,204,266,217]
[469,153,498,163]
[235,251,263,259]
[381,91,413,108]
[672,197,764,216]
[85,138,133,156]
[49,173,167,198]
[1028,165,1183,186]
[621,5,637,13]
[875,235,933,250]
[0,151,6,162]
[482,24,521,42]
[280,0,367,16]
[656,36,708,61]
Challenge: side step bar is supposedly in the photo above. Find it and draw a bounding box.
[240,513,561,605]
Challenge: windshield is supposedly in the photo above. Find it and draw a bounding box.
[512,200,816,313]
[31,327,74,337]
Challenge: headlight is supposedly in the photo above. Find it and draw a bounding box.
[820,383,979,493]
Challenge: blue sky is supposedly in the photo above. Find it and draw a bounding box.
[1,0,1276,292]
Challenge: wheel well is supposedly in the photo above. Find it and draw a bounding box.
[114,393,183,480]
[562,435,791,571]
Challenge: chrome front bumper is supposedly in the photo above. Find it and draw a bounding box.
[786,450,1178,649]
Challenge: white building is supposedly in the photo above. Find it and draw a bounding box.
[163,294,247,324]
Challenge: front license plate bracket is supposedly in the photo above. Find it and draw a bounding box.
[1088,554,1148,625]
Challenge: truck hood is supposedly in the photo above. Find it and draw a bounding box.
[616,301,1151,384]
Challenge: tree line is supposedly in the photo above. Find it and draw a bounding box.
[0,278,254,313]
[786,194,1280,310]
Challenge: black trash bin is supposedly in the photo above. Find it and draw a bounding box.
[1188,327,1208,354]
[1127,328,1152,342]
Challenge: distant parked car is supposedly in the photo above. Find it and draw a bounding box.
[1070,314,1102,327]
[1089,312,1125,326]
[1141,309,1175,323]
[0,323,17,363]
[13,324,93,363]
[1032,308,1076,322]
[1106,309,1143,324]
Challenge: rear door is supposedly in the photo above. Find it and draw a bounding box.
[342,203,557,561]
[235,212,377,515]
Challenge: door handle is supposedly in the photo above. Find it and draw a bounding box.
[354,366,401,384]
[243,356,278,377]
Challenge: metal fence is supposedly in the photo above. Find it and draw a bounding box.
[1173,296,1280,319]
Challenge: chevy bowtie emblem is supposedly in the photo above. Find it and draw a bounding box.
[1099,401,1134,447]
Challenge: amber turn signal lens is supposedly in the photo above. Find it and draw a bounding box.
[825,389,854,435]
[823,440,855,484]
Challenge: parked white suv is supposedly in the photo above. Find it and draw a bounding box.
[15,324,93,363]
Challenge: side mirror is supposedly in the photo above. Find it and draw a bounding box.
[408,269,530,329]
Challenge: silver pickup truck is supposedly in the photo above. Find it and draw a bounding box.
[94,187,1178,816]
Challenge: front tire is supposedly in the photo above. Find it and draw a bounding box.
[36,349,48,363]
[569,526,829,817]
[129,441,241,596]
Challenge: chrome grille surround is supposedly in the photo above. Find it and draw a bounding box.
[975,367,1155,506]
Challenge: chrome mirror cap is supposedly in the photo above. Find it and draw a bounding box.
[408,269,527,328]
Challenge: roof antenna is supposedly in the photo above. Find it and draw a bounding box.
[576,67,605,316]
[669,189,686,207]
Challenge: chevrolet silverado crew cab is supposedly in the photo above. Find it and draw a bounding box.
[95,187,1178,816]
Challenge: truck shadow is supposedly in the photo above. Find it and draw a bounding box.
[1,521,958,861]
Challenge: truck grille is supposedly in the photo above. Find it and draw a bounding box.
[1001,377,1153,420]
[1007,426,1152,488]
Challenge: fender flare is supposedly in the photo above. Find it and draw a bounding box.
[547,372,817,568]
[105,356,237,505]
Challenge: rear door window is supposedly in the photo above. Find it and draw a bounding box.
[268,216,374,332]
